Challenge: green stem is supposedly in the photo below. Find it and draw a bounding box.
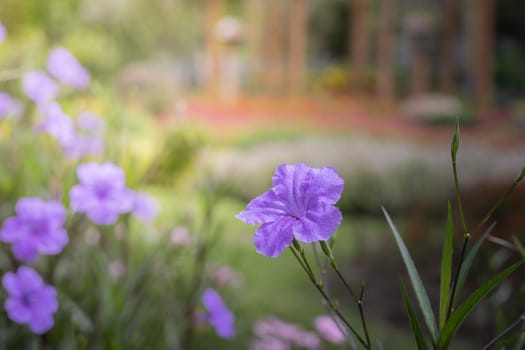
[446,234,471,319]
[331,259,371,347]
[289,247,370,349]
[477,167,525,231]
[452,154,468,236]
[482,313,525,350]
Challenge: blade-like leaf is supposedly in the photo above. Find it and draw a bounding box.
[439,202,454,329]
[439,260,524,349]
[451,121,460,163]
[512,236,525,259]
[400,278,429,350]
[453,222,495,306]
[382,207,438,343]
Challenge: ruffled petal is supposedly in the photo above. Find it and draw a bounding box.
[293,203,342,243]
[253,218,295,258]
[29,314,54,334]
[236,189,287,225]
[271,163,311,217]
[305,166,344,204]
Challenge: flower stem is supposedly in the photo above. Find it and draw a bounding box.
[330,256,371,348]
[482,312,525,350]
[446,233,471,319]
[289,247,370,349]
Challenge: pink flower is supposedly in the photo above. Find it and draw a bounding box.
[314,315,346,344]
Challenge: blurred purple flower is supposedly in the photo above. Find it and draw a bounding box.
[62,111,106,159]
[77,111,105,133]
[2,267,58,334]
[38,102,75,148]
[47,47,90,90]
[170,226,192,247]
[70,162,135,225]
[0,21,6,43]
[202,288,235,339]
[0,197,68,263]
[0,92,23,119]
[132,192,159,222]
[250,337,289,350]
[108,259,126,280]
[236,163,344,258]
[253,317,320,349]
[314,315,346,344]
[211,265,243,288]
[22,71,58,104]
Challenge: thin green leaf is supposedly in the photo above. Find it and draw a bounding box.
[439,202,454,329]
[512,236,525,259]
[382,207,439,343]
[439,260,524,349]
[451,121,460,163]
[453,222,496,306]
[400,278,429,350]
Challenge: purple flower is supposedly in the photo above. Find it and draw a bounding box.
[0,21,6,44]
[132,192,159,222]
[314,315,346,344]
[77,111,105,133]
[69,162,135,225]
[236,163,344,258]
[2,267,58,334]
[202,288,235,339]
[22,71,58,104]
[47,47,90,89]
[0,197,68,263]
[38,102,76,148]
[0,92,23,119]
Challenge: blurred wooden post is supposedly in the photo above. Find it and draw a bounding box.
[439,0,458,93]
[205,0,225,97]
[262,0,287,93]
[467,0,495,112]
[376,0,397,101]
[349,0,370,94]
[404,13,434,96]
[288,0,308,96]
[246,0,265,90]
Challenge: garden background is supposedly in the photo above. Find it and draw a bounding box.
[1,0,525,349]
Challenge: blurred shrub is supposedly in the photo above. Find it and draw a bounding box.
[60,29,122,79]
[496,39,525,95]
[310,64,376,95]
[143,125,205,185]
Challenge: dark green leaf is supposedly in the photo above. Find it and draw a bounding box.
[439,260,524,349]
[400,278,430,350]
[439,202,454,329]
[382,207,438,343]
[453,223,495,306]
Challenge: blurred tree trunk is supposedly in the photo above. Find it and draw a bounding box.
[204,0,225,97]
[410,43,429,96]
[438,0,458,93]
[376,0,397,101]
[262,0,288,93]
[349,0,370,94]
[467,0,495,111]
[288,0,308,96]
[246,0,265,90]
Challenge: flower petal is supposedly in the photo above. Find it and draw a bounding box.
[271,164,311,217]
[236,189,287,225]
[305,166,344,204]
[293,202,342,243]
[253,218,295,258]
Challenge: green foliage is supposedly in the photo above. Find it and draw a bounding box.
[144,125,205,185]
